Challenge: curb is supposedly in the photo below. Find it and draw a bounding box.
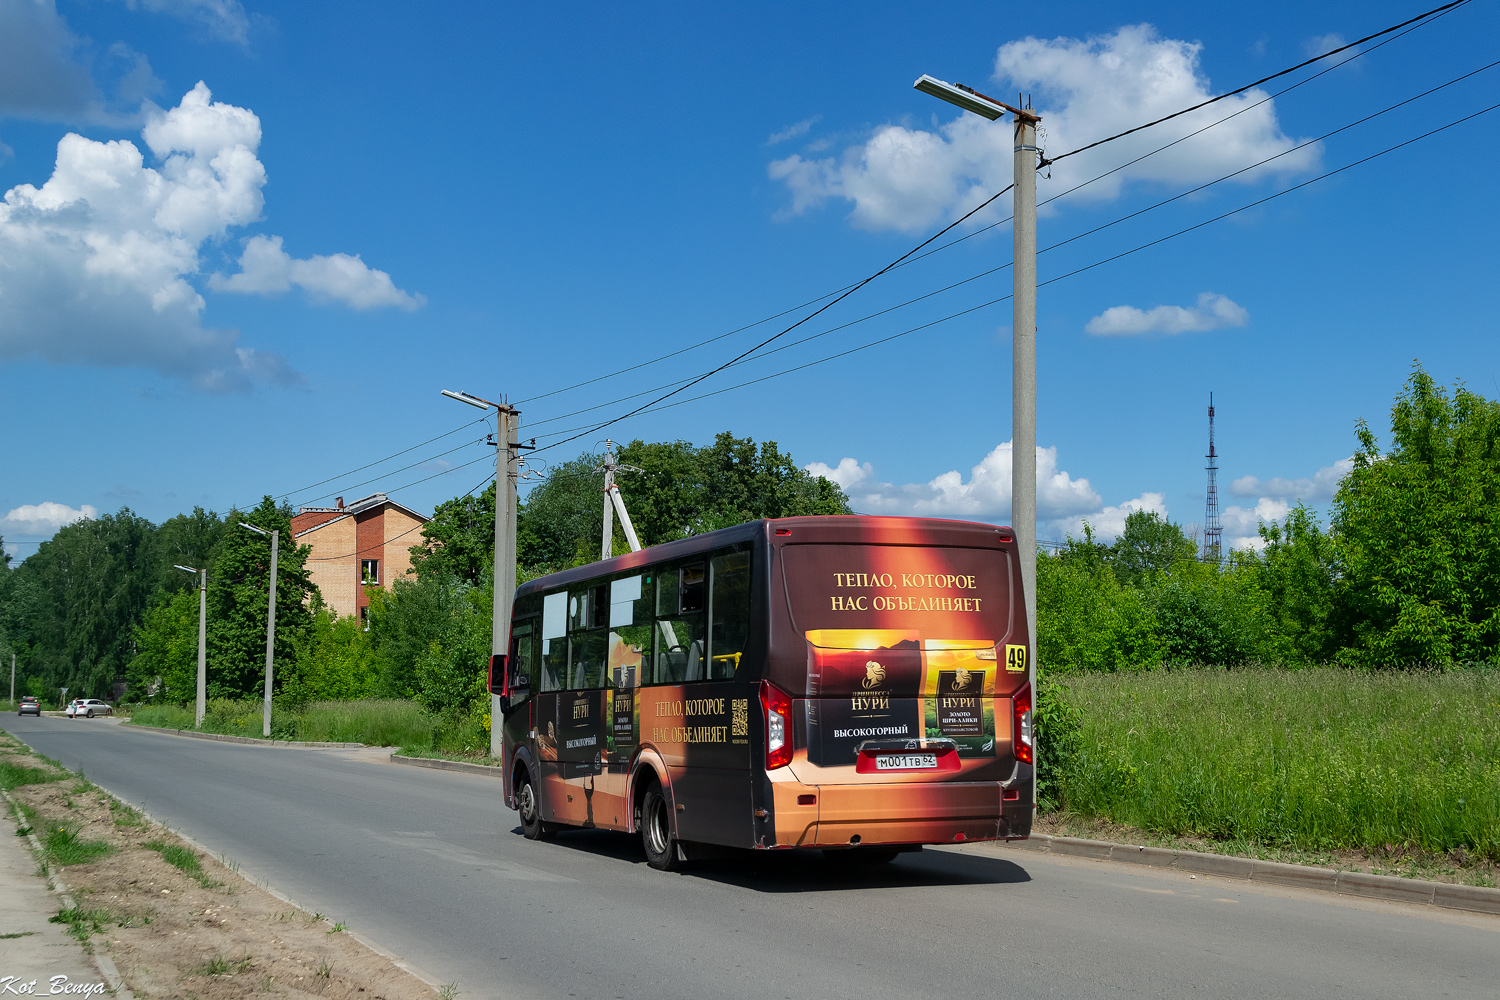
[1,787,136,999]
[121,723,363,749]
[1004,833,1500,916]
[388,753,505,778]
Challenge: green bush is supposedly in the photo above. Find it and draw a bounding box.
[1059,666,1500,858]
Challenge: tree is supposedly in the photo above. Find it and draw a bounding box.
[205,498,316,699]
[12,508,160,699]
[1112,509,1197,586]
[368,573,490,713]
[281,599,381,704]
[1036,543,1163,672]
[1255,503,1338,663]
[128,589,199,701]
[410,482,495,586]
[1332,365,1500,665]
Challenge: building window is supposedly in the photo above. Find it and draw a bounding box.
[361,559,380,585]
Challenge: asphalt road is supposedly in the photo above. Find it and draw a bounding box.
[3,715,1495,1000]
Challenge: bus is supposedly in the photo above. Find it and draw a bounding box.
[492,515,1033,870]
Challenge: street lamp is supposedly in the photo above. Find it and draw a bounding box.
[173,564,208,727]
[914,73,1041,700]
[239,522,279,738]
[442,388,522,759]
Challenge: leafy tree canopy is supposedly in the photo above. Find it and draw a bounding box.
[1333,364,1500,665]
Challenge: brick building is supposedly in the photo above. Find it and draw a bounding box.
[291,494,429,622]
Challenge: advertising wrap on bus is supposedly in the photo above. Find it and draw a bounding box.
[779,542,1025,783]
[498,515,1033,871]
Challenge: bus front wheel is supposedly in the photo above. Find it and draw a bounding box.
[516,771,554,841]
[640,784,680,871]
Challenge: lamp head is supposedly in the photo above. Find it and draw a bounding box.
[173,564,199,574]
[239,522,269,536]
[442,389,498,411]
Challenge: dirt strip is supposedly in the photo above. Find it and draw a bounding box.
[0,733,446,1000]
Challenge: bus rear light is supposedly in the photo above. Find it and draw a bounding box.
[760,680,793,770]
[1013,684,1033,765]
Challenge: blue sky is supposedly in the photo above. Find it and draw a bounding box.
[2,0,1497,560]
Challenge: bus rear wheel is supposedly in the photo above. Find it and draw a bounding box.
[516,770,554,841]
[640,784,680,871]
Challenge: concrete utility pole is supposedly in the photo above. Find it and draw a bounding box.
[914,74,1042,700]
[173,564,208,726]
[442,389,527,758]
[238,523,279,737]
[9,652,13,705]
[598,440,644,559]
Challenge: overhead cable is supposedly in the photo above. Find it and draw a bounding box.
[529,182,1017,456]
[1042,0,1474,166]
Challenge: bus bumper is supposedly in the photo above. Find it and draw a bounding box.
[767,774,1031,848]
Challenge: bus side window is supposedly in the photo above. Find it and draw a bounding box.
[709,549,751,679]
[567,583,608,689]
[608,574,652,689]
[654,562,706,684]
[540,591,567,692]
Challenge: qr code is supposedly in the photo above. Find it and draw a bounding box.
[731,698,749,737]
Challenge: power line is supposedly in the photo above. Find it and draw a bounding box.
[530,96,1500,443]
[511,5,1460,417]
[248,415,490,511]
[299,435,490,507]
[530,182,1016,456]
[306,464,498,562]
[1042,0,1474,166]
[528,57,1498,440]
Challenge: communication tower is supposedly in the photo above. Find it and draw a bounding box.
[1203,392,1222,564]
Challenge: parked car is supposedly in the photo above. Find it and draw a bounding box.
[18,696,41,716]
[68,698,113,719]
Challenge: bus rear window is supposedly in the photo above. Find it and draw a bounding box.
[781,544,1009,642]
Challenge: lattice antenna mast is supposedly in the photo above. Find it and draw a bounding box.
[1203,392,1222,564]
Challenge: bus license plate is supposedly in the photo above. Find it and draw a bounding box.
[875,753,937,771]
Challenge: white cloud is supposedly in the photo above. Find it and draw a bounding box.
[1086,291,1248,336]
[211,234,425,310]
[1054,492,1168,543]
[807,441,1102,523]
[1230,457,1352,503]
[0,82,421,390]
[770,24,1318,232]
[114,0,251,45]
[767,115,821,146]
[1,501,99,537]
[1221,497,1290,551]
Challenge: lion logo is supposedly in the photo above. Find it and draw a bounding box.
[953,667,973,691]
[862,661,886,689]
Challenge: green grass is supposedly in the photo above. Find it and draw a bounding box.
[0,759,66,791]
[1059,666,1500,860]
[144,839,222,888]
[296,699,432,745]
[50,905,114,943]
[44,825,115,865]
[197,954,253,976]
[129,697,435,747]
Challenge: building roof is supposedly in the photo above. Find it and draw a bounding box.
[292,493,429,539]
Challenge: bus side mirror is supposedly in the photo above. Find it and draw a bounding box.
[488,654,507,695]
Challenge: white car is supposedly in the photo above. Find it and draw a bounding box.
[67,699,113,719]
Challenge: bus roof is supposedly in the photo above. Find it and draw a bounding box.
[514,515,1015,599]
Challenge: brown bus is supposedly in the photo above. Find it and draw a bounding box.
[493,515,1033,870]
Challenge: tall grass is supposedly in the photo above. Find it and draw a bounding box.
[296,700,432,746]
[1061,667,1500,859]
[130,697,436,749]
